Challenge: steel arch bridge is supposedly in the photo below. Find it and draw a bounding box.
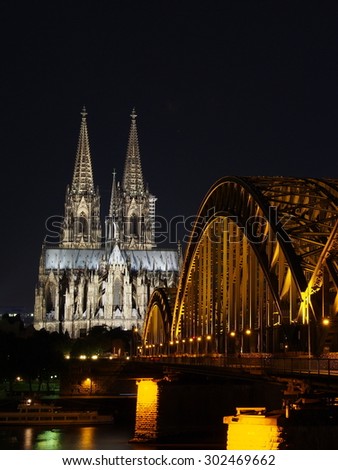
[143,176,338,356]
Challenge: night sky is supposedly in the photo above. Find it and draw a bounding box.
[1,0,338,312]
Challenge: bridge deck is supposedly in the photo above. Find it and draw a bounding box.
[134,355,338,391]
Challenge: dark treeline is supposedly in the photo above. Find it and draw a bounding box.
[0,314,136,394]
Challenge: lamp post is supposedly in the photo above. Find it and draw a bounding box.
[301,292,312,358]
[206,335,211,355]
[306,297,311,359]
[245,329,251,353]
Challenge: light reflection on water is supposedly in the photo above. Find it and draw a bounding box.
[79,427,95,450]
[0,425,137,450]
[34,429,62,450]
[23,427,34,450]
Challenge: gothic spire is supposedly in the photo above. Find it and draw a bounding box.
[109,168,118,217]
[122,108,145,195]
[71,106,95,194]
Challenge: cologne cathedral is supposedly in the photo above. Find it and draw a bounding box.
[34,108,181,338]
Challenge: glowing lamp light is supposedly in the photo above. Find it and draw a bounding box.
[322,318,330,326]
[245,329,251,335]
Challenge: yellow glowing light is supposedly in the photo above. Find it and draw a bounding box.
[197,337,202,341]
[322,318,330,326]
[245,329,251,335]
[230,331,236,337]
[79,355,87,360]
[91,354,98,360]
[189,338,193,342]
[169,341,174,345]
[64,354,70,360]
[206,335,212,340]
[226,421,282,450]
[134,380,159,440]
[79,427,95,450]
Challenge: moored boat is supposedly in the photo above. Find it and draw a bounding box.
[0,398,113,425]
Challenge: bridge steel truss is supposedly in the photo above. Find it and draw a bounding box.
[143,176,338,356]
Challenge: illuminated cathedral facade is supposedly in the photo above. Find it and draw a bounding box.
[34,108,181,338]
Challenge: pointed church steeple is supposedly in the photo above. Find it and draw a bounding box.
[61,107,102,248]
[105,109,156,251]
[109,169,118,217]
[122,109,144,196]
[71,106,94,194]
[105,169,120,250]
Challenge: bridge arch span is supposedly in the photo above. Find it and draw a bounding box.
[171,176,338,355]
[142,287,176,355]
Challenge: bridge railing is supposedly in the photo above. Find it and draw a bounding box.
[136,354,338,377]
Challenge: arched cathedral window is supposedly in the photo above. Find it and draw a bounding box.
[130,214,138,236]
[113,278,122,308]
[79,212,88,241]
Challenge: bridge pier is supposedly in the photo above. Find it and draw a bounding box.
[130,368,284,446]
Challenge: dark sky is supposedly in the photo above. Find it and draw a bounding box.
[1,0,338,312]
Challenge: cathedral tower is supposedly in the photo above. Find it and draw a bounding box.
[61,107,102,248]
[105,109,156,250]
[34,108,180,339]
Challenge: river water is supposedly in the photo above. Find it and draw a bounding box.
[1,418,338,450]
[1,378,338,450]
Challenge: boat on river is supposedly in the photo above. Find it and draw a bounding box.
[0,398,113,425]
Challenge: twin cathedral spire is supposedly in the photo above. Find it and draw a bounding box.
[61,107,156,251]
[34,108,179,337]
